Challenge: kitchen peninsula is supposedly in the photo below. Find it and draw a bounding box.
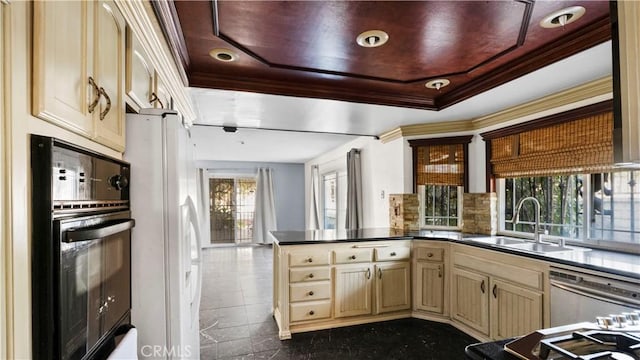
[271,229,640,342]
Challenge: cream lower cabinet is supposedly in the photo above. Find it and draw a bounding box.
[33,0,126,151]
[451,267,490,335]
[451,244,546,340]
[375,261,411,314]
[334,264,373,317]
[413,243,448,316]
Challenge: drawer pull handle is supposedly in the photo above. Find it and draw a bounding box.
[88,77,101,114]
[378,268,382,279]
[427,253,433,258]
[390,252,396,256]
[366,268,371,279]
[308,291,314,296]
[308,310,315,316]
[438,265,442,278]
[480,280,486,294]
[99,87,111,120]
[305,258,313,263]
[492,284,498,298]
[308,273,314,279]
[350,255,356,260]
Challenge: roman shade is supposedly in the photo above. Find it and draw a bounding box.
[409,136,473,191]
[482,101,614,178]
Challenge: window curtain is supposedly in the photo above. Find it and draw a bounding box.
[345,149,362,229]
[253,168,278,244]
[408,136,473,191]
[307,165,321,230]
[195,168,211,246]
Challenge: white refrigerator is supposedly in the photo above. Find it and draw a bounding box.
[125,109,202,359]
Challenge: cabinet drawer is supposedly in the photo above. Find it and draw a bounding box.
[333,248,373,264]
[375,247,410,261]
[290,300,331,322]
[415,247,444,261]
[290,281,331,302]
[290,267,330,283]
[289,251,330,267]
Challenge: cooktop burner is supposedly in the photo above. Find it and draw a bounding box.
[539,331,640,360]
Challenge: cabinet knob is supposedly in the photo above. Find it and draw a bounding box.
[308,310,315,316]
[390,252,396,256]
[308,273,314,279]
[306,258,313,263]
[427,253,433,258]
[350,255,356,260]
[308,291,314,296]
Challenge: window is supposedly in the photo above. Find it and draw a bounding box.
[409,136,472,230]
[322,172,337,229]
[500,171,640,248]
[419,185,462,228]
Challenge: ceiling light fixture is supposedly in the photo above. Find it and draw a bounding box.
[209,48,238,62]
[356,30,389,48]
[540,6,586,29]
[425,79,450,91]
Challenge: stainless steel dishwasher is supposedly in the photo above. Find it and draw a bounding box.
[549,267,640,327]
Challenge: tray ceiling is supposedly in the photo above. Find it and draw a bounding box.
[159,1,610,110]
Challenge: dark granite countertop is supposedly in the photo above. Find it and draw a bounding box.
[465,338,517,360]
[271,228,640,280]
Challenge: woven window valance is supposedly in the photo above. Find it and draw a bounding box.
[409,136,473,189]
[482,101,614,178]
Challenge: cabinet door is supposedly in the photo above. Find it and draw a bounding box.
[375,262,411,314]
[154,72,172,109]
[125,29,155,111]
[32,1,94,135]
[451,267,489,336]
[334,265,373,318]
[415,262,444,314]
[93,0,126,151]
[490,279,542,339]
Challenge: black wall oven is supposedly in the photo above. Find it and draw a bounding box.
[31,135,134,360]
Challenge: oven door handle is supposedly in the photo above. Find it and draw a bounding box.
[551,280,640,309]
[63,219,135,242]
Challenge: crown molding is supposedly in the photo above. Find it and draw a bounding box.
[114,0,196,123]
[378,76,613,143]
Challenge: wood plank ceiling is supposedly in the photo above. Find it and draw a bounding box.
[157,1,611,111]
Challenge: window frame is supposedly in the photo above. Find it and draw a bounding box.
[497,174,640,254]
[321,171,338,230]
[418,184,464,230]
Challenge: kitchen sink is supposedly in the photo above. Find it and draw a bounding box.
[505,242,590,254]
[464,236,527,246]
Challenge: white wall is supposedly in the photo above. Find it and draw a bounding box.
[197,160,306,231]
[305,136,407,229]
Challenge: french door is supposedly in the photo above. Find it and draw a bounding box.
[209,177,256,244]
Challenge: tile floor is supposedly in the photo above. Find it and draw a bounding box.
[199,245,478,359]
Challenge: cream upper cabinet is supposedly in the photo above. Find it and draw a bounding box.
[32,0,126,152]
[125,28,155,111]
[334,264,373,318]
[93,0,126,151]
[154,72,172,110]
[375,262,411,314]
[451,267,490,336]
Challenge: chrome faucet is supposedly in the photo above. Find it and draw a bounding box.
[512,196,544,243]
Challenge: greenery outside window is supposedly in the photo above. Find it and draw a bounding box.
[418,184,463,228]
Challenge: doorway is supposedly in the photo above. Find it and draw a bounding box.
[209,177,257,244]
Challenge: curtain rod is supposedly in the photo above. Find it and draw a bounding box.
[193,123,380,140]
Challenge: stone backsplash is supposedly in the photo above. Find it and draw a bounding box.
[462,192,498,235]
[389,194,419,231]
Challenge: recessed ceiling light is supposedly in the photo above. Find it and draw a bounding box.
[540,6,586,29]
[425,79,450,91]
[356,30,389,48]
[209,48,238,62]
